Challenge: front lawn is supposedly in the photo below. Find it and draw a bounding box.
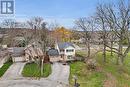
[0,61,13,77]
[22,63,51,77]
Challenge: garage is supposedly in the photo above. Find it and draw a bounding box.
[9,47,25,62]
[12,57,25,62]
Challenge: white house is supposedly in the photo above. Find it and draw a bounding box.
[55,42,75,61]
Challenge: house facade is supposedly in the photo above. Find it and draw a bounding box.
[8,42,76,63]
[55,42,75,61]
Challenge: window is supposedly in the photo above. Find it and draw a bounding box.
[66,49,74,52]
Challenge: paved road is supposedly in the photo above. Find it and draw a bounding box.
[0,62,70,87]
[0,80,69,87]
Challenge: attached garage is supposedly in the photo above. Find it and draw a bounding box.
[9,47,25,62]
[48,48,60,62]
[12,57,25,62]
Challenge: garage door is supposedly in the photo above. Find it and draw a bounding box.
[13,57,24,62]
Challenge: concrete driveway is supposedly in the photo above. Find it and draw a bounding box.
[0,62,70,87]
[47,63,70,84]
[1,62,26,80]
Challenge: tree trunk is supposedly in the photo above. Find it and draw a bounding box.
[87,40,90,58]
[41,59,44,76]
[116,56,119,65]
[103,43,106,63]
[103,34,106,63]
[110,41,113,56]
[118,40,123,65]
[118,55,123,65]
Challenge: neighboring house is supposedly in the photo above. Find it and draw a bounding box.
[55,42,75,61]
[24,43,45,62]
[8,47,25,62]
[71,38,85,44]
[0,49,9,68]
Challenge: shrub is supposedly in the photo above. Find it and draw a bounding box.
[86,59,97,70]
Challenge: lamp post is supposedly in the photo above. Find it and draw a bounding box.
[73,75,80,87]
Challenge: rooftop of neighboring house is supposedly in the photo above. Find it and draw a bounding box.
[48,48,59,56]
[57,42,75,50]
[9,47,25,57]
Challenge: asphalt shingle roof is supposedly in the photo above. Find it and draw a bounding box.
[48,49,59,56]
[58,42,74,50]
[11,47,25,57]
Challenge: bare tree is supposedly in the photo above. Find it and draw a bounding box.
[47,21,60,46]
[109,30,117,56]
[96,0,130,65]
[27,17,49,76]
[2,19,16,28]
[75,17,94,58]
[96,5,110,63]
[27,17,43,29]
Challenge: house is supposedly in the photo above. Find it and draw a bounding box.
[55,42,75,61]
[24,43,44,62]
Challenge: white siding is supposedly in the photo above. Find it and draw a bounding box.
[55,44,60,53]
[64,46,75,56]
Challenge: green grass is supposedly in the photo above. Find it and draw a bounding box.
[70,51,130,87]
[69,61,105,87]
[76,51,87,57]
[95,52,130,87]
[0,61,13,77]
[22,63,51,77]
[76,51,87,61]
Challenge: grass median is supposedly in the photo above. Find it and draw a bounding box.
[22,63,51,77]
[0,60,13,77]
